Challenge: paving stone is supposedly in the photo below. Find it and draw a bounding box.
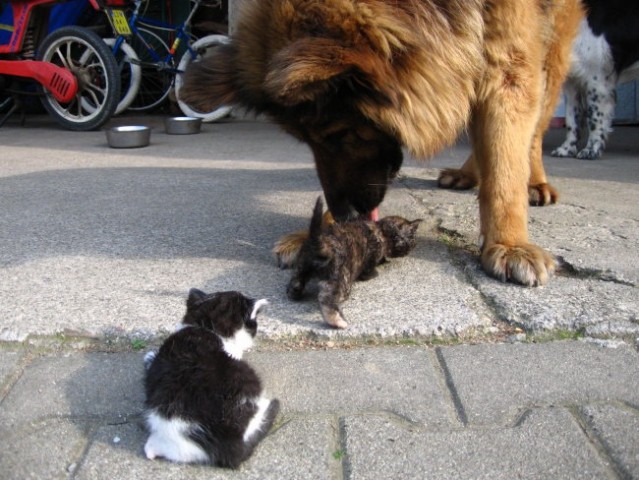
[0,350,23,396]
[0,418,89,480]
[249,347,452,426]
[0,352,145,424]
[438,342,639,425]
[76,416,337,480]
[531,202,639,286]
[342,408,613,480]
[472,274,639,336]
[581,403,639,478]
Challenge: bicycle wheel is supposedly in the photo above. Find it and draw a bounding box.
[175,35,232,122]
[126,27,173,112]
[36,26,120,131]
[103,39,141,115]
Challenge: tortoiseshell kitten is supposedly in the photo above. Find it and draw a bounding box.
[287,197,421,329]
[143,289,279,468]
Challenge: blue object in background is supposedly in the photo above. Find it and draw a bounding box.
[0,3,13,46]
[0,0,90,47]
[49,0,90,32]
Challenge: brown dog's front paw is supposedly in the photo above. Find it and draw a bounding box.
[272,230,308,269]
[528,183,559,206]
[481,243,556,286]
[437,168,478,190]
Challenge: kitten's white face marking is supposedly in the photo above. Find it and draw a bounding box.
[251,299,269,320]
[222,328,254,360]
[243,396,272,442]
[221,299,266,360]
[144,410,209,464]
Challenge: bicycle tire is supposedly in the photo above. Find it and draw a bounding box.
[175,35,232,122]
[36,26,120,131]
[103,39,142,115]
[126,27,173,112]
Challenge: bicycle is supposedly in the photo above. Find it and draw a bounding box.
[0,0,120,130]
[91,0,231,121]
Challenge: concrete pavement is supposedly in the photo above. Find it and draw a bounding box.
[0,113,638,478]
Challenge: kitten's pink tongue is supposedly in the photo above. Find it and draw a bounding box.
[365,208,379,222]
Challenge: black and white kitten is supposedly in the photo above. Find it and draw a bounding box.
[287,197,422,329]
[143,289,279,468]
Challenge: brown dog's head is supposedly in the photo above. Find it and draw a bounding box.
[179,1,476,221]
[177,0,415,221]
[180,37,402,221]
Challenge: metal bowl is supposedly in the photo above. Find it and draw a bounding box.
[106,125,151,148]
[164,116,202,135]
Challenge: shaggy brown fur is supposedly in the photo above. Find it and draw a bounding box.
[273,211,335,269]
[287,197,421,329]
[180,0,584,287]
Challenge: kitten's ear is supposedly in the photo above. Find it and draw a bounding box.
[250,299,269,320]
[187,288,207,309]
[410,219,423,231]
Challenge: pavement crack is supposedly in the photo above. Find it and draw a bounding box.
[557,256,635,287]
[569,406,633,480]
[433,348,468,427]
[337,416,352,480]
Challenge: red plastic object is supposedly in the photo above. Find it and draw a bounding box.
[0,59,78,102]
[88,0,129,10]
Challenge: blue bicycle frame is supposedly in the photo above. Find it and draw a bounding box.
[107,0,202,73]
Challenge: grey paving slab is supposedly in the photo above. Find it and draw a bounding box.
[439,342,639,425]
[0,350,23,396]
[580,403,639,478]
[472,273,639,336]
[341,408,613,480]
[0,352,145,425]
[531,203,639,285]
[249,347,453,427]
[427,174,639,286]
[0,417,90,480]
[0,118,489,342]
[402,158,639,338]
[76,417,338,480]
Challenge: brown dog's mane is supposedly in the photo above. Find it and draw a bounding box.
[182,0,484,158]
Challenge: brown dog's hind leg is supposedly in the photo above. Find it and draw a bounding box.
[440,0,581,209]
[528,0,583,207]
[438,150,558,207]
[437,154,478,190]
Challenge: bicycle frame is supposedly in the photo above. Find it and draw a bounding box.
[92,0,202,74]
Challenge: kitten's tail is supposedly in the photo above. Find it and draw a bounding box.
[308,196,324,249]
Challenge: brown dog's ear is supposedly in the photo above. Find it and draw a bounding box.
[265,37,395,106]
[178,44,237,112]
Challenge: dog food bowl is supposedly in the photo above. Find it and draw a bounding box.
[106,125,151,148]
[164,116,202,135]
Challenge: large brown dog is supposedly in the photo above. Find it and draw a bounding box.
[180,0,583,286]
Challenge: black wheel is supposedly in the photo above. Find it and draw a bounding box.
[126,27,173,112]
[36,26,120,131]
